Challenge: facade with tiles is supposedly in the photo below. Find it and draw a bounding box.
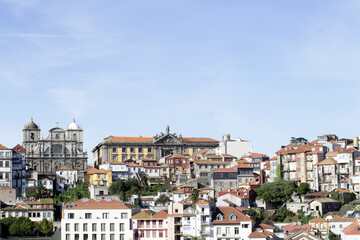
[92,127,219,167]
[0,144,12,188]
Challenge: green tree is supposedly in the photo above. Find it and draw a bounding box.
[297,183,310,195]
[255,180,297,203]
[26,186,38,198]
[34,218,53,236]
[9,217,33,236]
[329,231,341,240]
[247,208,263,224]
[330,190,345,205]
[156,194,170,206]
[191,189,200,203]
[0,217,16,237]
[54,182,90,206]
[275,206,294,222]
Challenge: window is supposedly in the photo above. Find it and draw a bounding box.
[152,230,156,238]
[119,223,124,231]
[110,234,115,240]
[68,213,74,219]
[235,227,239,235]
[216,214,223,221]
[66,223,70,231]
[74,223,79,231]
[320,223,323,229]
[120,234,125,240]
[242,224,249,228]
[85,213,92,219]
[110,223,115,231]
[83,223,88,231]
[5,161,9,167]
[130,148,135,153]
[102,213,109,219]
[159,231,163,237]
[66,234,70,240]
[92,223,97,231]
[92,234,97,240]
[229,214,237,220]
[148,148,152,152]
[101,223,106,231]
[121,213,128,219]
[217,227,221,235]
[112,147,117,153]
[101,234,106,240]
[139,148,143,153]
[112,155,118,161]
[226,227,230,234]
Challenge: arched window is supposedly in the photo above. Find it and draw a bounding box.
[73,133,77,140]
[30,133,34,141]
[55,134,59,140]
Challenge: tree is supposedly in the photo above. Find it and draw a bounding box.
[247,208,263,224]
[34,218,53,236]
[191,189,200,203]
[156,194,170,206]
[290,137,308,143]
[275,206,294,222]
[255,180,297,203]
[26,186,38,198]
[0,217,16,237]
[329,231,341,240]
[297,183,310,195]
[9,217,33,236]
[54,182,90,206]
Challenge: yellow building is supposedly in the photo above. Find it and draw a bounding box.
[92,127,219,167]
[84,167,112,188]
[309,217,329,235]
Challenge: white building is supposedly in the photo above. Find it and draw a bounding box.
[212,206,254,240]
[56,165,78,193]
[61,199,140,240]
[328,216,355,236]
[215,134,253,159]
[100,161,128,181]
[0,144,12,188]
[341,219,360,240]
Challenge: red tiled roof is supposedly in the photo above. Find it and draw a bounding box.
[182,137,218,143]
[233,163,253,169]
[342,220,360,235]
[69,200,134,210]
[310,217,327,223]
[212,207,253,224]
[212,168,236,173]
[107,137,153,142]
[0,144,8,149]
[86,167,107,174]
[315,158,338,166]
[12,144,25,154]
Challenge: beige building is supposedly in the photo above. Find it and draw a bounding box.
[92,127,219,167]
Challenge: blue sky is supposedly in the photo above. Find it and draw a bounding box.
[1,0,360,162]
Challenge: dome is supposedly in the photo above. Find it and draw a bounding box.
[25,119,39,129]
[67,119,80,130]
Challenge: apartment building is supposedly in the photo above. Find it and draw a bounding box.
[132,210,168,240]
[0,144,12,187]
[61,200,140,240]
[12,144,26,196]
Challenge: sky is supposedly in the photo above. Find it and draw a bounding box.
[0,0,360,163]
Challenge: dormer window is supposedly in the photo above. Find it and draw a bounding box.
[229,214,237,220]
[216,214,223,221]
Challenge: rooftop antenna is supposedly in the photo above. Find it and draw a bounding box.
[56,121,59,127]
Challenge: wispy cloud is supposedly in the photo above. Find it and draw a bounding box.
[49,88,89,118]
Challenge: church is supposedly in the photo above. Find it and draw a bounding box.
[22,119,88,179]
[92,126,219,167]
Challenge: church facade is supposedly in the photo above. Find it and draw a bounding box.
[22,119,88,179]
[92,127,219,167]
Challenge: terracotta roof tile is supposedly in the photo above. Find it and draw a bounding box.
[212,207,253,225]
[310,217,327,223]
[86,167,107,174]
[342,220,360,235]
[314,158,338,166]
[233,163,253,169]
[212,168,236,173]
[0,144,8,149]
